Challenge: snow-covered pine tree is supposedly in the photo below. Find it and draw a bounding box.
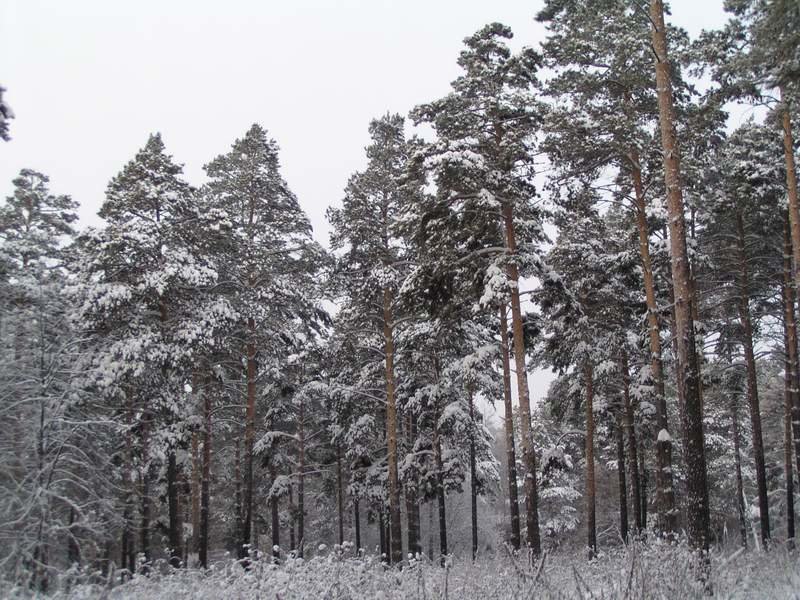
[74,134,231,568]
[536,197,644,557]
[699,122,788,544]
[536,0,684,534]
[705,1,800,290]
[408,22,548,555]
[202,124,325,559]
[649,0,711,553]
[0,170,115,589]
[326,114,420,564]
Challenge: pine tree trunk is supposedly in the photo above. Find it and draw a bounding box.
[731,392,748,550]
[385,510,392,558]
[288,483,296,552]
[650,0,710,551]
[616,414,629,544]
[584,362,597,559]
[199,377,212,569]
[639,437,648,529]
[234,438,243,557]
[166,448,182,567]
[499,307,521,550]
[242,317,257,557]
[781,89,800,291]
[783,217,800,480]
[354,499,361,552]
[122,397,135,575]
[336,444,345,546]
[628,151,676,534]
[620,351,642,534]
[382,287,403,565]
[120,506,130,576]
[191,374,201,555]
[298,390,305,558]
[783,322,796,546]
[270,465,280,562]
[434,431,448,566]
[405,414,420,556]
[182,471,190,567]
[140,412,151,567]
[468,387,478,561]
[734,208,771,544]
[427,501,434,559]
[378,508,386,561]
[191,429,200,555]
[502,203,541,554]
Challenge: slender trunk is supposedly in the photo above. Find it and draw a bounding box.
[298,390,305,558]
[427,501,434,559]
[434,433,448,566]
[270,465,280,562]
[781,88,800,292]
[499,307,521,550]
[191,374,201,554]
[234,438,243,556]
[182,470,191,566]
[783,217,800,479]
[288,484,296,552]
[621,351,642,533]
[122,396,135,574]
[468,386,479,561]
[639,437,648,529]
[783,321,796,545]
[615,414,629,544]
[140,412,151,566]
[242,317,257,556]
[405,414,420,556]
[167,448,182,567]
[378,508,386,560]
[502,203,541,554]
[191,429,200,554]
[120,506,130,576]
[354,499,361,552]
[382,287,403,564]
[629,151,676,533]
[385,509,392,558]
[667,278,687,427]
[731,392,748,549]
[584,363,597,559]
[336,444,345,546]
[650,0,710,551]
[199,377,212,568]
[734,208,770,544]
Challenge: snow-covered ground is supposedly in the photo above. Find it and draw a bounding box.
[5,542,800,599]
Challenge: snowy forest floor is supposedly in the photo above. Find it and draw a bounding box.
[6,541,800,599]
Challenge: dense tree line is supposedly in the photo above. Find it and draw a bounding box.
[1,0,799,591]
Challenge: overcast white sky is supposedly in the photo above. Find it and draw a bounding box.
[0,0,734,409]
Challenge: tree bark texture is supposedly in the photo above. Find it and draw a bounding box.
[502,203,541,554]
[734,208,770,544]
[650,0,710,551]
[584,363,597,559]
[499,307,521,550]
[382,287,403,565]
[620,351,642,534]
[628,151,676,533]
[781,89,800,291]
